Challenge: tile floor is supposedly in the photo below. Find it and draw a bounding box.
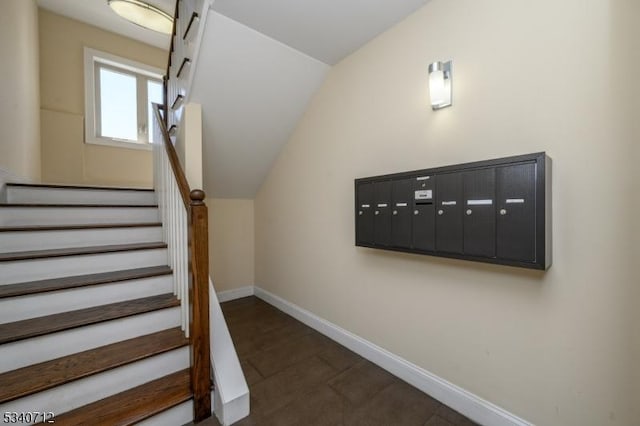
[197,296,477,426]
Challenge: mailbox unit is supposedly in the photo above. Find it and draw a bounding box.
[355,152,551,270]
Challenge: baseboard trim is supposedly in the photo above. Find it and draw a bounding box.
[253,286,532,426]
[216,286,255,303]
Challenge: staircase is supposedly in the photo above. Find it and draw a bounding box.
[0,183,208,425]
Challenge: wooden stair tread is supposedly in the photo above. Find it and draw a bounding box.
[6,182,154,192]
[0,266,172,299]
[0,242,167,262]
[48,369,192,425]
[0,222,162,232]
[0,328,188,404]
[0,203,157,208]
[0,294,179,344]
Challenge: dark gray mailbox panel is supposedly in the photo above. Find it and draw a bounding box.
[355,152,551,270]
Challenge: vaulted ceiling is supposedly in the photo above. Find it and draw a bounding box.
[36,0,430,197]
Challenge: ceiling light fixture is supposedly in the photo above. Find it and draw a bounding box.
[108,0,173,35]
[428,60,452,110]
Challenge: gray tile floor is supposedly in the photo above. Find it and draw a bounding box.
[198,296,477,426]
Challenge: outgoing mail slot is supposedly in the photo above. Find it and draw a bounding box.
[414,190,433,201]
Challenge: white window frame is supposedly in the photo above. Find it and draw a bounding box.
[84,47,164,150]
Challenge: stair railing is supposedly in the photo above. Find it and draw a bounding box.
[152,104,211,422]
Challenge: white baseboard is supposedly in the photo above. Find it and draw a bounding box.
[253,286,532,426]
[216,286,255,303]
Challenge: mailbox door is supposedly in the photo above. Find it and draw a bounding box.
[356,182,374,245]
[373,180,392,246]
[391,179,412,248]
[435,172,463,254]
[463,168,496,257]
[496,162,536,262]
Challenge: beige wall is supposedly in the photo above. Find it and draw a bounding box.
[0,0,40,182]
[208,198,255,292]
[255,1,637,425]
[616,1,640,420]
[38,9,167,187]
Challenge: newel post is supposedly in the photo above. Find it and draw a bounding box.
[189,189,212,422]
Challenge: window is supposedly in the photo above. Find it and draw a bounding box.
[84,47,164,149]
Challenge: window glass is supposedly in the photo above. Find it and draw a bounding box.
[99,67,138,141]
[147,80,164,143]
[84,47,163,149]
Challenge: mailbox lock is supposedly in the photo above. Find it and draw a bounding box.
[392,210,398,215]
[374,210,380,215]
[413,210,419,215]
[358,211,363,216]
[437,209,444,215]
[466,209,472,216]
[421,183,426,188]
[500,209,507,216]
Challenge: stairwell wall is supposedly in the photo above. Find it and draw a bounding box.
[0,0,41,184]
[38,9,167,188]
[208,198,255,293]
[254,0,637,425]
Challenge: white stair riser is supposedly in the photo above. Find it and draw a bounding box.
[0,227,163,253]
[0,346,190,424]
[6,187,156,206]
[0,307,181,373]
[0,248,168,285]
[136,390,216,426]
[0,206,159,226]
[136,400,194,426]
[0,275,173,323]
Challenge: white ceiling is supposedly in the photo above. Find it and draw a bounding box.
[37,0,175,49]
[37,0,431,197]
[211,0,429,65]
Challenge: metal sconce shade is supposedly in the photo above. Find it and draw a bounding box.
[428,60,452,110]
[108,0,173,35]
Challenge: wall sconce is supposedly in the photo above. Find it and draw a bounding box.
[428,60,452,110]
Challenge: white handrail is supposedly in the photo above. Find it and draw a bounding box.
[152,110,190,337]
